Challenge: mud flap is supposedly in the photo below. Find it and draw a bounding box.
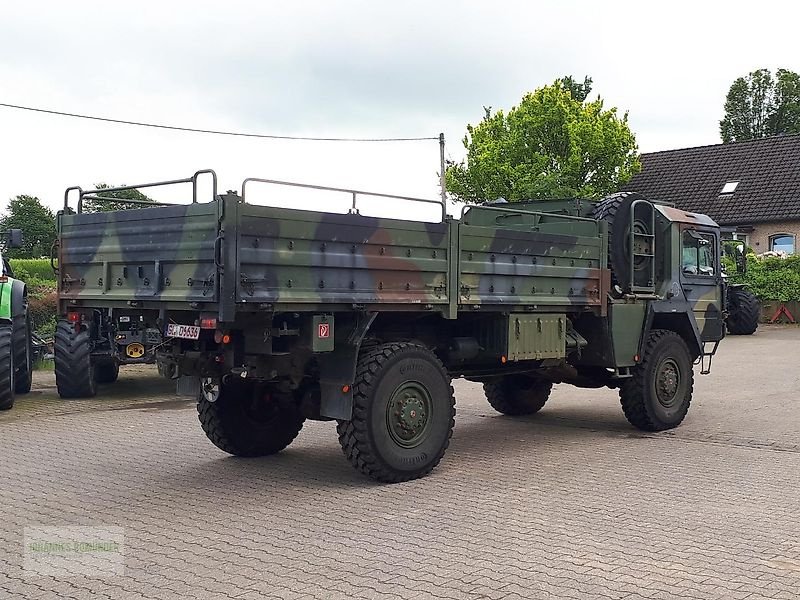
[317,312,376,420]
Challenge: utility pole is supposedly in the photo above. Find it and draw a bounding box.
[439,132,446,205]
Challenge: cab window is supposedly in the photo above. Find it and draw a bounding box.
[682,230,716,276]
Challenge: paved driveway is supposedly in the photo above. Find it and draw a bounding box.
[1,326,799,599]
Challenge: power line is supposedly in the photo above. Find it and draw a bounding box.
[0,102,439,142]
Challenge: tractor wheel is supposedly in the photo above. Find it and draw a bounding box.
[592,191,651,293]
[619,329,694,432]
[95,361,120,384]
[726,288,760,335]
[0,324,15,410]
[337,342,455,483]
[54,319,97,398]
[483,375,553,416]
[13,310,32,394]
[198,378,305,457]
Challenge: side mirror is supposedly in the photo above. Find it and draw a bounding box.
[5,229,23,249]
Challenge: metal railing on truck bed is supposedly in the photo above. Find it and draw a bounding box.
[57,170,608,320]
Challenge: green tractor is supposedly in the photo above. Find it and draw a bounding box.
[0,229,33,410]
[722,240,760,335]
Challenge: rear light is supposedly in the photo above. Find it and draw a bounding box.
[0,276,7,283]
[200,317,217,329]
[67,312,81,323]
[214,330,232,344]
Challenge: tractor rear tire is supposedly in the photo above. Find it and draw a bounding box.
[337,342,455,483]
[483,375,553,416]
[726,288,760,335]
[198,379,305,457]
[13,311,32,394]
[619,329,693,432]
[0,324,15,410]
[95,361,120,384]
[54,319,97,398]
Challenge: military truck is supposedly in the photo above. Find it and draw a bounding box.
[0,229,34,410]
[55,171,726,482]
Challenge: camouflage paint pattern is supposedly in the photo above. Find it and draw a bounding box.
[59,203,219,308]
[59,194,612,320]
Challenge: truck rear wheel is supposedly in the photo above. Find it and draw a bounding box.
[54,319,97,398]
[726,288,759,335]
[95,361,120,384]
[197,379,305,457]
[13,310,32,394]
[337,342,455,483]
[0,324,15,410]
[483,376,552,415]
[619,329,693,431]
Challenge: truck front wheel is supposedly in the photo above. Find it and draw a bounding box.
[0,324,15,410]
[197,379,305,457]
[54,319,97,398]
[619,329,694,432]
[483,375,553,416]
[337,342,456,483]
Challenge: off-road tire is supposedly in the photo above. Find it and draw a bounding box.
[198,379,305,457]
[95,361,120,384]
[0,325,15,410]
[726,288,760,335]
[54,319,97,398]
[619,329,694,432]
[12,310,32,394]
[592,191,648,292]
[336,342,456,483]
[483,376,553,416]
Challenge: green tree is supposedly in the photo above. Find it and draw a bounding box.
[82,183,155,213]
[0,195,57,259]
[720,68,800,142]
[445,77,640,202]
[558,75,593,102]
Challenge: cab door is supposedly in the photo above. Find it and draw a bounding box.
[680,228,725,341]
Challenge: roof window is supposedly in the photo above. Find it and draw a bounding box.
[720,181,739,194]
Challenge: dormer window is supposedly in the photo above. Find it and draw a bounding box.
[720,181,739,194]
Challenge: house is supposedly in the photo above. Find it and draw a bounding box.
[623,134,800,254]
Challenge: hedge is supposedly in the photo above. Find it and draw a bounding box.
[9,258,56,281]
[728,254,800,302]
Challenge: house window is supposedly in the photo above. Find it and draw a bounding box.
[721,231,749,246]
[682,230,716,276]
[770,234,795,254]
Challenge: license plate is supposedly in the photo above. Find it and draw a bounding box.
[166,324,200,340]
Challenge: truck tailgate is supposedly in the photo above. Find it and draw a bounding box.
[59,203,219,304]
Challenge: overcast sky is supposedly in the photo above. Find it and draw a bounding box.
[1,1,798,217]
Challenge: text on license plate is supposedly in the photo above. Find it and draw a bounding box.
[166,324,201,340]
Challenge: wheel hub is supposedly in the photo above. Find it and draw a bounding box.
[656,359,681,407]
[387,383,431,448]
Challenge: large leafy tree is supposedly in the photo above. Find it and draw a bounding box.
[446,77,640,202]
[0,195,57,259]
[82,183,155,213]
[720,68,800,143]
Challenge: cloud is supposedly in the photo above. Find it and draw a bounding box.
[0,0,798,213]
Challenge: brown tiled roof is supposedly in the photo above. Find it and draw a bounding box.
[622,134,800,225]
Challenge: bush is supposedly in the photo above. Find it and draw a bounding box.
[9,258,56,281]
[735,254,800,302]
[27,285,57,337]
